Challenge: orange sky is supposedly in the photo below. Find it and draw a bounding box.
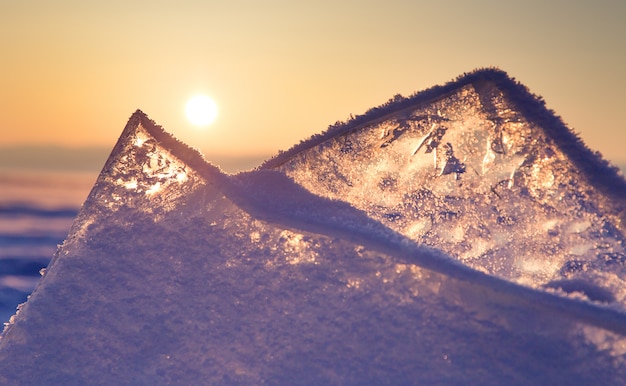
[1,1,625,167]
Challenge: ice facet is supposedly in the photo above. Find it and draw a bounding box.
[267,79,626,305]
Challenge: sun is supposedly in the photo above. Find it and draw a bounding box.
[185,95,218,126]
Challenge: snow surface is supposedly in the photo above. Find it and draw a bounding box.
[1,69,626,384]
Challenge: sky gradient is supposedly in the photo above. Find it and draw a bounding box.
[2,1,625,168]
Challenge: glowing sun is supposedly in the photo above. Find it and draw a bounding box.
[185,95,218,126]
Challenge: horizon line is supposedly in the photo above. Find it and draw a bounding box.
[0,145,273,173]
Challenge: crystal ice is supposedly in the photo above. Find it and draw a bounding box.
[1,69,625,384]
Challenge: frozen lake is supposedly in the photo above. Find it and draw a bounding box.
[0,169,93,322]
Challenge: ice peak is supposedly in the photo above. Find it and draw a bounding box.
[264,69,626,302]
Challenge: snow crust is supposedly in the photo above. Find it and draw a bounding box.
[1,71,626,384]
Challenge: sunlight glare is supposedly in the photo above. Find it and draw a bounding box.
[185,95,218,126]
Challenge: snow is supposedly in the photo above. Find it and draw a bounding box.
[1,70,626,384]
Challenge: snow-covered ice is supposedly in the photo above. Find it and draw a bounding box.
[1,69,625,384]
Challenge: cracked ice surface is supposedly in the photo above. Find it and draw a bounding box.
[272,83,626,302]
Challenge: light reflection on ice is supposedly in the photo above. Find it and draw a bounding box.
[145,182,161,195]
[568,220,591,234]
[274,82,626,304]
[406,218,432,238]
[345,278,361,289]
[461,239,491,260]
[279,230,318,265]
[249,231,261,243]
[134,137,144,147]
[569,243,594,256]
[97,125,202,214]
[121,178,138,190]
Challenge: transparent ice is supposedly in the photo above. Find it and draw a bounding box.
[1,70,625,385]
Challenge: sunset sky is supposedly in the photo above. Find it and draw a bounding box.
[1,0,625,169]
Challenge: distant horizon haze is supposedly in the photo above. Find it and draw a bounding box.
[0,144,271,174]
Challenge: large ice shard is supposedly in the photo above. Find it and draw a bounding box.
[265,70,626,301]
[1,69,626,384]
